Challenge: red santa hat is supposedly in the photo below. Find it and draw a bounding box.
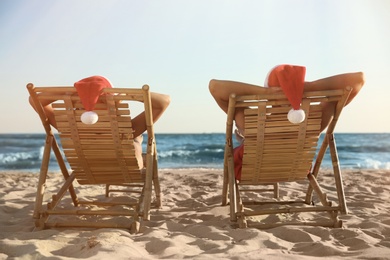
[74,76,113,124]
[264,64,306,124]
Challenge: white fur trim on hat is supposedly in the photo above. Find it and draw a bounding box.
[287,108,305,124]
[81,111,99,124]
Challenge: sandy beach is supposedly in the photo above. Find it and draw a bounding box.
[1,168,390,259]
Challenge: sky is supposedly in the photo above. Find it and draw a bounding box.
[0,0,389,134]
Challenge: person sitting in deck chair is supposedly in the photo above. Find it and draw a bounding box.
[209,64,365,179]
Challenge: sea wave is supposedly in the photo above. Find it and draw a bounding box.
[0,152,42,169]
[1,133,390,171]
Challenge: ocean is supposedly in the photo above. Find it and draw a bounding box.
[0,133,389,171]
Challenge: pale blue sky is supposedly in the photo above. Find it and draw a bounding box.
[1,0,389,133]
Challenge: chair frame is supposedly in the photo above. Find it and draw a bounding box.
[222,86,352,229]
[27,83,160,233]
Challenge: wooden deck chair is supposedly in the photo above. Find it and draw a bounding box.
[27,84,161,233]
[222,86,352,229]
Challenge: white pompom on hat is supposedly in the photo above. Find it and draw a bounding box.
[74,76,113,124]
[264,64,306,124]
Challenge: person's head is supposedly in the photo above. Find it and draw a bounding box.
[74,76,113,124]
[264,65,306,124]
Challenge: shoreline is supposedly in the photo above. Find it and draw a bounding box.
[1,167,388,173]
[1,169,390,259]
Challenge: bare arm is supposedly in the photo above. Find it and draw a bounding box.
[209,79,281,131]
[29,94,58,129]
[304,72,365,106]
[209,72,365,133]
[304,72,365,131]
[131,92,171,137]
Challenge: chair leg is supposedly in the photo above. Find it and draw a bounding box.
[142,153,153,221]
[33,136,52,220]
[152,153,162,208]
[227,154,237,222]
[51,138,79,206]
[328,134,348,214]
[307,173,341,226]
[49,172,77,210]
[273,183,279,199]
[221,147,230,206]
[105,184,110,197]
[307,173,331,207]
[305,136,328,204]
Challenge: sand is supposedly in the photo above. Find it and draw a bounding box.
[1,168,390,259]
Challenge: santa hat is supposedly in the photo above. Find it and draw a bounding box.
[74,76,113,124]
[264,64,306,124]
